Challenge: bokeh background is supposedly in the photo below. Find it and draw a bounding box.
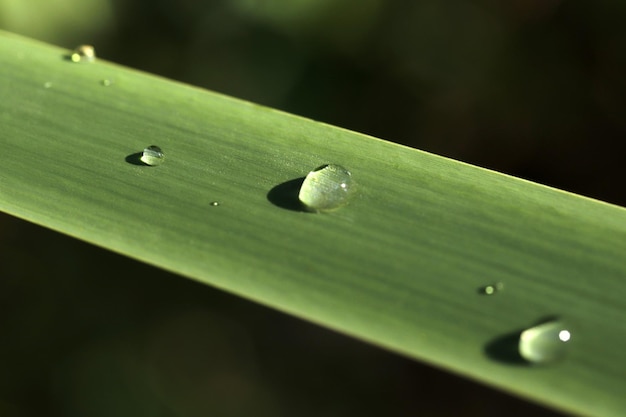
[2,0,625,415]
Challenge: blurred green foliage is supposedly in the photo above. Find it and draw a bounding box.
[0,0,113,44]
[2,0,625,415]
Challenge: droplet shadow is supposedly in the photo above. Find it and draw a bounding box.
[484,330,528,366]
[125,152,145,166]
[485,315,561,366]
[477,285,493,295]
[267,177,307,212]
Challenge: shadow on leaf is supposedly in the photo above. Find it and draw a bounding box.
[267,177,307,212]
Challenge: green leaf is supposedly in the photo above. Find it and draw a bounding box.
[1,31,625,417]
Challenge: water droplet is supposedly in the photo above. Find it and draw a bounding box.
[43,82,53,89]
[70,45,96,63]
[101,79,112,86]
[480,282,504,295]
[140,146,164,166]
[519,319,571,364]
[298,164,354,211]
[210,201,220,206]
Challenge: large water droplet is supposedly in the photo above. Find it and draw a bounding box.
[140,145,164,166]
[298,164,353,211]
[71,45,96,63]
[519,319,571,364]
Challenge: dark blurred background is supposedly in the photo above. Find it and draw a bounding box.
[2,0,625,415]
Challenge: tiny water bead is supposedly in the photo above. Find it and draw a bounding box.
[101,79,112,86]
[298,164,354,211]
[43,82,53,89]
[481,282,504,295]
[518,319,571,364]
[210,201,220,206]
[140,146,165,166]
[71,45,96,63]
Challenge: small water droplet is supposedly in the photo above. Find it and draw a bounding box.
[210,201,220,206]
[70,45,96,63]
[43,82,53,89]
[101,79,112,86]
[519,319,571,364]
[140,145,164,166]
[480,282,504,295]
[298,164,354,211]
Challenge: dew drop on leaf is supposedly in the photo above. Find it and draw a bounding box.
[518,319,571,364]
[71,45,96,63]
[480,282,504,295]
[140,145,165,166]
[298,164,354,212]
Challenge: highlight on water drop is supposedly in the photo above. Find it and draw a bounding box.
[518,318,571,364]
[298,164,354,212]
[70,44,96,63]
[140,145,165,166]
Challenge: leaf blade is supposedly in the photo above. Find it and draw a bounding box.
[1,31,625,417]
